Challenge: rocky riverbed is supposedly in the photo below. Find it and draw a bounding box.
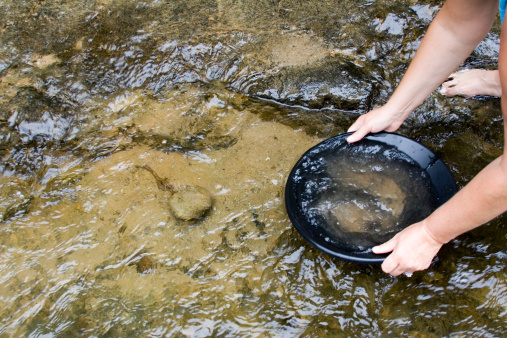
[1,0,506,336]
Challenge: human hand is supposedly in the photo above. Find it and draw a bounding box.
[372,220,443,276]
[346,105,408,143]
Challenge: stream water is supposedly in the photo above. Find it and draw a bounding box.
[0,0,506,336]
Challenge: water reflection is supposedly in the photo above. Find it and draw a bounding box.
[0,0,506,336]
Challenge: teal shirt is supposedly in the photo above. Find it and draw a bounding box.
[501,0,506,23]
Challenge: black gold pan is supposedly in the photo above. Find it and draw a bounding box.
[284,132,458,264]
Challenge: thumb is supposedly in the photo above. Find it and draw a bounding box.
[372,237,397,254]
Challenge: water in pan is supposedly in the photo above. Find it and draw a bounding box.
[304,141,438,251]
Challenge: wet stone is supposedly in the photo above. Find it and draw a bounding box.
[130,85,249,152]
[4,87,72,143]
[169,186,212,221]
[442,131,503,184]
[0,176,31,222]
[135,256,156,274]
[30,53,61,69]
[249,62,374,111]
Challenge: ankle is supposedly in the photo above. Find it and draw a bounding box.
[481,70,502,97]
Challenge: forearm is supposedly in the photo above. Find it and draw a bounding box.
[369,0,502,275]
[425,5,507,244]
[385,0,498,117]
[424,155,507,244]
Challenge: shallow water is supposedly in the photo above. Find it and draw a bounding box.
[0,0,506,336]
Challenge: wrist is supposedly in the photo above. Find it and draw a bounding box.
[420,218,448,245]
[383,97,414,121]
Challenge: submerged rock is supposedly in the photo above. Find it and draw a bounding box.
[169,186,212,221]
[249,62,375,111]
[0,176,31,222]
[4,87,72,143]
[126,252,157,275]
[131,85,250,152]
[135,256,156,274]
[30,54,62,69]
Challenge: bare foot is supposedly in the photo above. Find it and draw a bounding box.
[440,69,501,98]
